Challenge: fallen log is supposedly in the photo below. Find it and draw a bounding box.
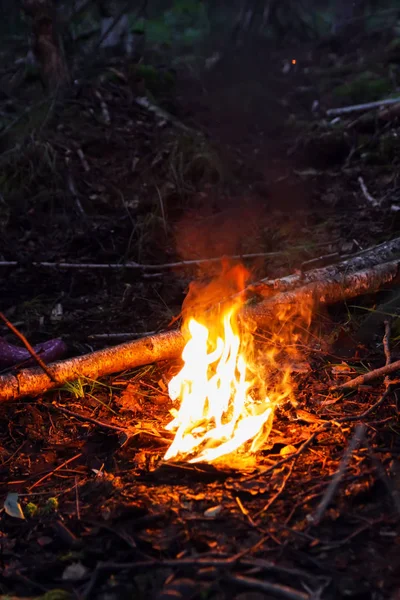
[257,236,400,293]
[1,256,400,403]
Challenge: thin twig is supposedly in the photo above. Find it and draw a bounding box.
[247,424,331,480]
[333,359,400,389]
[358,176,379,208]
[383,320,392,367]
[224,573,309,600]
[0,312,57,382]
[45,403,128,432]
[308,424,366,525]
[254,460,296,519]
[76,147,90,172]
[28,453,82,491]
[95,90,111,125]
[300,252,340,272]
[75,476,81,520]
[88,331,156,340]
[336,386,394,421]
[65,156,86,216]
[0,250,311,272]
[326,96,400,116]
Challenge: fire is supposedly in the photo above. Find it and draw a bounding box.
[163,263,309,465]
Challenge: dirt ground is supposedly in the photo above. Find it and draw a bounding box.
[1,31,400,600]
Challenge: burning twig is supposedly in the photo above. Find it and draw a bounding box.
[308,424,366,525]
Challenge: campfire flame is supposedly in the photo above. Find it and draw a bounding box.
[164,263,310,464]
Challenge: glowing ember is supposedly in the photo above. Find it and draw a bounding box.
[163,263,308,465]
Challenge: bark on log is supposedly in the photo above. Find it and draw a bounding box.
[0,330,184,403]
[259,236,400,293]
[1,255,400,403]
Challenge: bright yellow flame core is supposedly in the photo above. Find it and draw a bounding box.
[164,307,275,464]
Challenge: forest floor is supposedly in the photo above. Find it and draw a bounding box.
[1,29,400,600]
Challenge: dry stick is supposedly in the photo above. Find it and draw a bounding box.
[326,96,400,116]
[0,235,398,274]
[336,322,396,417]
[45,403,172,443]
[336,386,393,421]
[358,176,380,208]
[0,312,57,383]
[254,460,296,519]
[84,557,311,600]
[2,258,400,402]
[75,476,81,520]
[28,453,82,491]
[224,573,309,600]
[383,320,392,367]
[76,147,90,172]
[45,403,128,432]
[333,359,400,390]
[88,331,156,340]
[0,251,312,272]
[94,90,111,125]
[308,424,366,525]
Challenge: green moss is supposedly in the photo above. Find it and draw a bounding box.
[42,497,59,514]
[25,502,38,517]
[332,71,392,104]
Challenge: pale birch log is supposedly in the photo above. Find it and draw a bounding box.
[259,236,400,293]
[0,258,400,402]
